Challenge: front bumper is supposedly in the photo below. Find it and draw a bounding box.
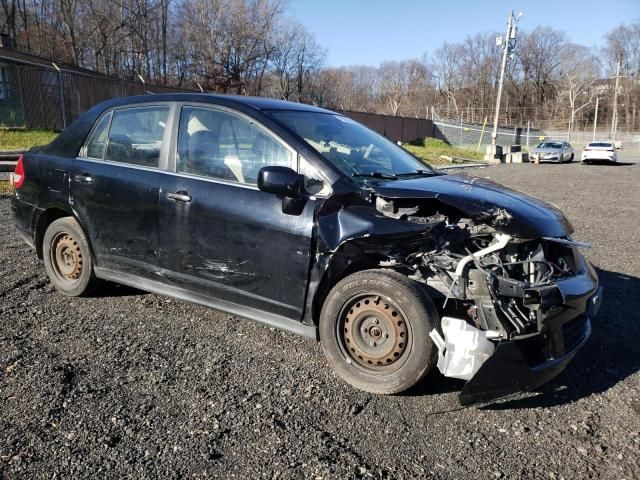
[531,153,560,162]
[459,256,601,405]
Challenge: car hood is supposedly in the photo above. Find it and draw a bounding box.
[368,173,573,238]
[532,147,561,154]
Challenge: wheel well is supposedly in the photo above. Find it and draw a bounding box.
[310,253,383,326]
[34,208,79,259]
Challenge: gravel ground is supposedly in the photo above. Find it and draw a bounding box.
[1,162,639,479]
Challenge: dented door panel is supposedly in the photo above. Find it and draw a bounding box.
[157,174,316,319]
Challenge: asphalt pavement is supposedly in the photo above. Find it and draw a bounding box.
[0,161,639,479]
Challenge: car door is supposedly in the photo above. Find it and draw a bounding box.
[71,103,174,277]
[156,104,327,319]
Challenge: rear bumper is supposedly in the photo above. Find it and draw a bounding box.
[582,154,616,162]
[459,257,601,405]
[10,195,36,249]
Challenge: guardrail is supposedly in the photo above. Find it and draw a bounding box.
[0,150,24,172]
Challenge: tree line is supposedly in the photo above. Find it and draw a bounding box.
[1,0,639,132]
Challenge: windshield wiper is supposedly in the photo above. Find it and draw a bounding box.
[352,172,398,180]
[396,169,436,177]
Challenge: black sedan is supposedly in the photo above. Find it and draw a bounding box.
[10,94,601,404]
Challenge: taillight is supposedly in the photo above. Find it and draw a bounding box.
[10,154,25,189]
[584,148,591,152]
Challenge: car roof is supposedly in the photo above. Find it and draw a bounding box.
[97,93,335,114]
[39,93,337,158]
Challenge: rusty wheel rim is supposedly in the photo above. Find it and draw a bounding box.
[51,233,83,281]
[340,295,409,371]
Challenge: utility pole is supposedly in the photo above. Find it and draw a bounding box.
[611,61,621,143]
[593,96,599,141]
[492,11,522,146]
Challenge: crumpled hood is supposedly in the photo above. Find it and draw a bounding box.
[368,173,573,238]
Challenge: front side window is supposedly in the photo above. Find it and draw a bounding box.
[105,106,170,167]
[177,106,294,185]
[85,111,112,159]
[300,156,331,196]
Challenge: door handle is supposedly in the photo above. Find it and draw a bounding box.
[74,173,93,184]
[167,191,192,203]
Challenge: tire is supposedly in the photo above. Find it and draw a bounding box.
[42,217,99,296]
[569,153,574,162]
[319,269,439,395]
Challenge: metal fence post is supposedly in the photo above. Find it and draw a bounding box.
[52,62,67,129]
[477,116,488,152]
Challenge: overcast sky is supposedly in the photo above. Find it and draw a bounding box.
[290,0,640,66]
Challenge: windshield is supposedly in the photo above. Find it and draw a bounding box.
[536,142,563,149]
[267,111,435,179]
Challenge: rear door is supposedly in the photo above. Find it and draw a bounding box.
[71,103,174,276]
[156,104,327,319]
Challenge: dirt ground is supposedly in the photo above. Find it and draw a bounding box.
[1,161,639,479]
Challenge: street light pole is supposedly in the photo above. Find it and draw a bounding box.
[491,11,520,146]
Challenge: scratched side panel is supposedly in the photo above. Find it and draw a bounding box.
[157,175,315,319]
[70,159,162,275]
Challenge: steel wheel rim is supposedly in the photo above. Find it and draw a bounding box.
[50,232,83,282]
[337,294,411,374]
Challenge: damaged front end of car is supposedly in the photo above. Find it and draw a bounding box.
[312,174,602,405]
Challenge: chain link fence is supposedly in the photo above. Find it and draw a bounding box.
[0,57,193,130]
[540,129,640,152]
[430,111,545,152]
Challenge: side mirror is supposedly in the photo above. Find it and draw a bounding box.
[258,166,302,197]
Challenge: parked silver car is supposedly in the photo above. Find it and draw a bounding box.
[530,141,574,163]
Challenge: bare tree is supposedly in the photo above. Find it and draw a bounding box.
[433,42,463,116]
[558,44,599,140]
[603,21,640,130]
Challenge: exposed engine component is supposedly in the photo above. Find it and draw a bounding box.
[374,196,586,341]
[429,317,499,381]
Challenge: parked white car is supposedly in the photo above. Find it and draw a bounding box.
[582,141,617,163]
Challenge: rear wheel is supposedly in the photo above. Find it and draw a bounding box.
[43,217,99,296]
[319,269,439,394]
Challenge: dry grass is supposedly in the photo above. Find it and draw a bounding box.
[0,180,13,196]
[0,130,58,151]
[403,138,485,165]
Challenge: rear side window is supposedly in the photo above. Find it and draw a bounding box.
[176,106,293,185]
[85,111,112,159]
[105,106,170,167]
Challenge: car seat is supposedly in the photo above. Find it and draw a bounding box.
[106,134,132,163]
[188,130,219,176]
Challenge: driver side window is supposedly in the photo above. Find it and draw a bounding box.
[177,106,294,185]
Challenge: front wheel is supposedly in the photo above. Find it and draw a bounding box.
[319,269,439,394]
[42,217,100,296]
